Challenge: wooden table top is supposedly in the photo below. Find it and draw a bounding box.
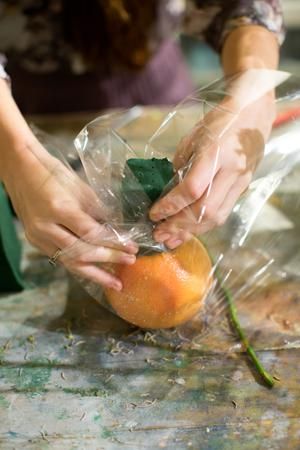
[0,107,299,449]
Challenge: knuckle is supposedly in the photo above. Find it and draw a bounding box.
[215,213,227,226]
[185,179,201,201]
[24,229,41,249]
[78,225,97,241]
[50,199,72,216]
[203,205,215,223]
[96,247,113,263]
[48,198,63,213]
[78,219,101,239]
[74,253,86,264]
[203,206,226,227]
[64,260,82,274]
[25,220,42,241]
[233,155,246,172]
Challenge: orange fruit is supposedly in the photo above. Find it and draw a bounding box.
[104,237,212,329]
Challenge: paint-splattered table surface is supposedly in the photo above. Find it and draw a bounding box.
[0,108,300,449]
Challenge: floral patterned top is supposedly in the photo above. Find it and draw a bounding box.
[0,0,284,78]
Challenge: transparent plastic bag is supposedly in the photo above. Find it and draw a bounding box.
[38,70,300,354]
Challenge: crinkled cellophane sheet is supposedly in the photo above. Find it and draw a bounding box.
[30,86,300,354]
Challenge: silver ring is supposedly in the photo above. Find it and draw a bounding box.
[48,249,62,267]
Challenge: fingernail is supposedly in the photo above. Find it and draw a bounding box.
[123,255,136,264]
[150,211,161,221]
[150,205,165,221]
[150,204,159,215]
[155,232,171,242]
[167,239,183,249]
[152,206,175,221]
[122,243,136,253]
[112,281,122,291]
[127,244,139,254]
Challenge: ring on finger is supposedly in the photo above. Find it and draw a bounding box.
[48,249,62,267]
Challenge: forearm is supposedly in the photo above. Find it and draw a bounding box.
[219,25,280,130]
[0,79,38,183]
[221,25,279,76]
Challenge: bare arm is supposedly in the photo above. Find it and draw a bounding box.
[0,79,38,182]
[150,26,281,247]
[0,79,137,289]
[221,25,279,75]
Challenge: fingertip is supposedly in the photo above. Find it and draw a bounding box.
[131,246,139,255]
[154,221,182,242]
[149,200,165,221]
[165,238,183,250]
[122,255,136,265]
[153,231,171,243]
[128,257,136,265]
[110,280,123,291]
[149,210,160,222]
[125,243,139,254]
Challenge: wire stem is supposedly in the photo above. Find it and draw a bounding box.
[220,281,275,387]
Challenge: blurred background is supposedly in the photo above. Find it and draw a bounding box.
[181,0,300,86]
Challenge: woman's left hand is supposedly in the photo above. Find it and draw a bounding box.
[150,94,275,249]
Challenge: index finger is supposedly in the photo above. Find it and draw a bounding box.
[60,209,138,253]
[149,148,220,222]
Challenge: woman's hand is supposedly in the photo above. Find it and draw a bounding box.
[150,17,282,250]
[3,141,137,290]
[150,93,275,248]
[0,79,136,291]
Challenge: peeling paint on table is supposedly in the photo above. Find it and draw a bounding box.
[0,272,300,449]
[0,109,300,449]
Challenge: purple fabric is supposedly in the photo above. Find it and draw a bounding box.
[9,40,194,115]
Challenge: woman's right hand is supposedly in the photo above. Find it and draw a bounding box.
[2,140,137,291]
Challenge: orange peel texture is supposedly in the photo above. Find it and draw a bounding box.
[104,238,212,329]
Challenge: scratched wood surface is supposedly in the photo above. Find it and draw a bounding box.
[0,108,300,450]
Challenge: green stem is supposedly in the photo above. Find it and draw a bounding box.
[204,240,275,387]
[220,280,275,388]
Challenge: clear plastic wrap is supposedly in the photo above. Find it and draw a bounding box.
[38,70,300,361]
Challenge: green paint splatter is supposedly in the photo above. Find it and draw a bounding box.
[0,362,51,392]
[0,394,9,408]
[174,358,188,368]
[101,427,113,439]
[56,409,69,420]
[63,387,107,397]
[46,358,62,367]
[8,431,18,438]
[94,413,101,422]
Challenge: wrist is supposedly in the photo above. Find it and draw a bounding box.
[224,87,275,113]
[0,136,48,186]
[221,25,279,76]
